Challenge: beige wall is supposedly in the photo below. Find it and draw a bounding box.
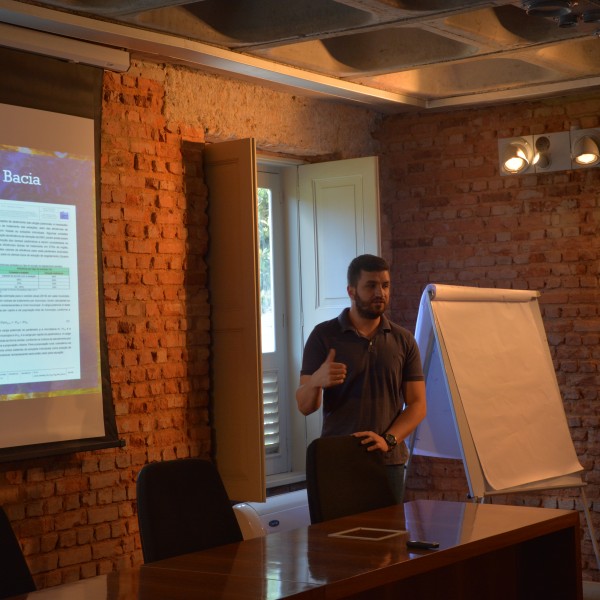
[133,61,382,159]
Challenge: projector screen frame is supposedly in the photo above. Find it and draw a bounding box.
[0,45,123,462]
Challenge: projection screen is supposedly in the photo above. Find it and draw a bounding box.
[0,46,120,460]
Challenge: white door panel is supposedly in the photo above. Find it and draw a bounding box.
[298,156,380,443]
[314,179,362,307]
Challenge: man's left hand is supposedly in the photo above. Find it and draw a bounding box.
[352,431,387,452]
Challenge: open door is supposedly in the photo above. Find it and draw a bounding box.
[204,145,380,497]
[297,156,380,444]
[204,138,265,502]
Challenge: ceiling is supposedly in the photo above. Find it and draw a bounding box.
[1,0,600,112]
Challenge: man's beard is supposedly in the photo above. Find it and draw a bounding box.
[354,293,387,320]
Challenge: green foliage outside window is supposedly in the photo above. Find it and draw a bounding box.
[257,187,272,315]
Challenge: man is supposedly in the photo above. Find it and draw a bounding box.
[296,254,426,502]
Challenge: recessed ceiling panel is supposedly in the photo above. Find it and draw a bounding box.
[534,38,600,74]
[442,4,566,46]
[122,0,374,47]
[350,57,565,98]
[253,28,478,77]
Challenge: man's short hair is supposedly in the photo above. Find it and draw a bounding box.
[347,254,390,287]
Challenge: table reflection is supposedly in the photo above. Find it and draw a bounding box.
[9,500,579,600]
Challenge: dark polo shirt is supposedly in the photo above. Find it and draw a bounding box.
[301,308,424,465]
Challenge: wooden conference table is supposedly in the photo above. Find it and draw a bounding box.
[9,499,582,600]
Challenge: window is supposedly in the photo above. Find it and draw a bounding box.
[258,169,289,475]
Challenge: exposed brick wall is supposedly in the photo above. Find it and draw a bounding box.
[376,93,600,576]
[0,58,379,590]
[102,68,213,466]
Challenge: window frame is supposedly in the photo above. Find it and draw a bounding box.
[258,168,290,476]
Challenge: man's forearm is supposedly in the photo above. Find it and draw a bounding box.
[295,377,322,416]
[387,403,425,441]
[387,381,427,440]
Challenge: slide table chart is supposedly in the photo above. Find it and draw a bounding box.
[0,266,71,290]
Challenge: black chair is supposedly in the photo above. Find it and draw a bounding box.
[306,435,397,524]
[0,506,36,600]
[136,458,243,563]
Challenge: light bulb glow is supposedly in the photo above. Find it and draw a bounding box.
[505,156,526,172]
[576,152,598,165]
[502,140,532,174]
[572,136,600,166]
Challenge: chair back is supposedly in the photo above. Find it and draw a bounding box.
[0,506,36,599]
[306,435,397,524]
[136,458,243,563]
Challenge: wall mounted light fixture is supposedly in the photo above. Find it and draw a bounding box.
[571,133,600,166]
[498,128,600,175]
[501,138,534,174]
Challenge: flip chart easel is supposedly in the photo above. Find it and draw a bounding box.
[408,283,600,568]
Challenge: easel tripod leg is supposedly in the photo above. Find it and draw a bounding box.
[580,487,600,571]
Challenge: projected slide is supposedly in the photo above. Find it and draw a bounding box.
[0,103,105,448]
[0,199,81,385]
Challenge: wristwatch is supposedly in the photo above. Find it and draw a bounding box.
[382,432,397,452]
